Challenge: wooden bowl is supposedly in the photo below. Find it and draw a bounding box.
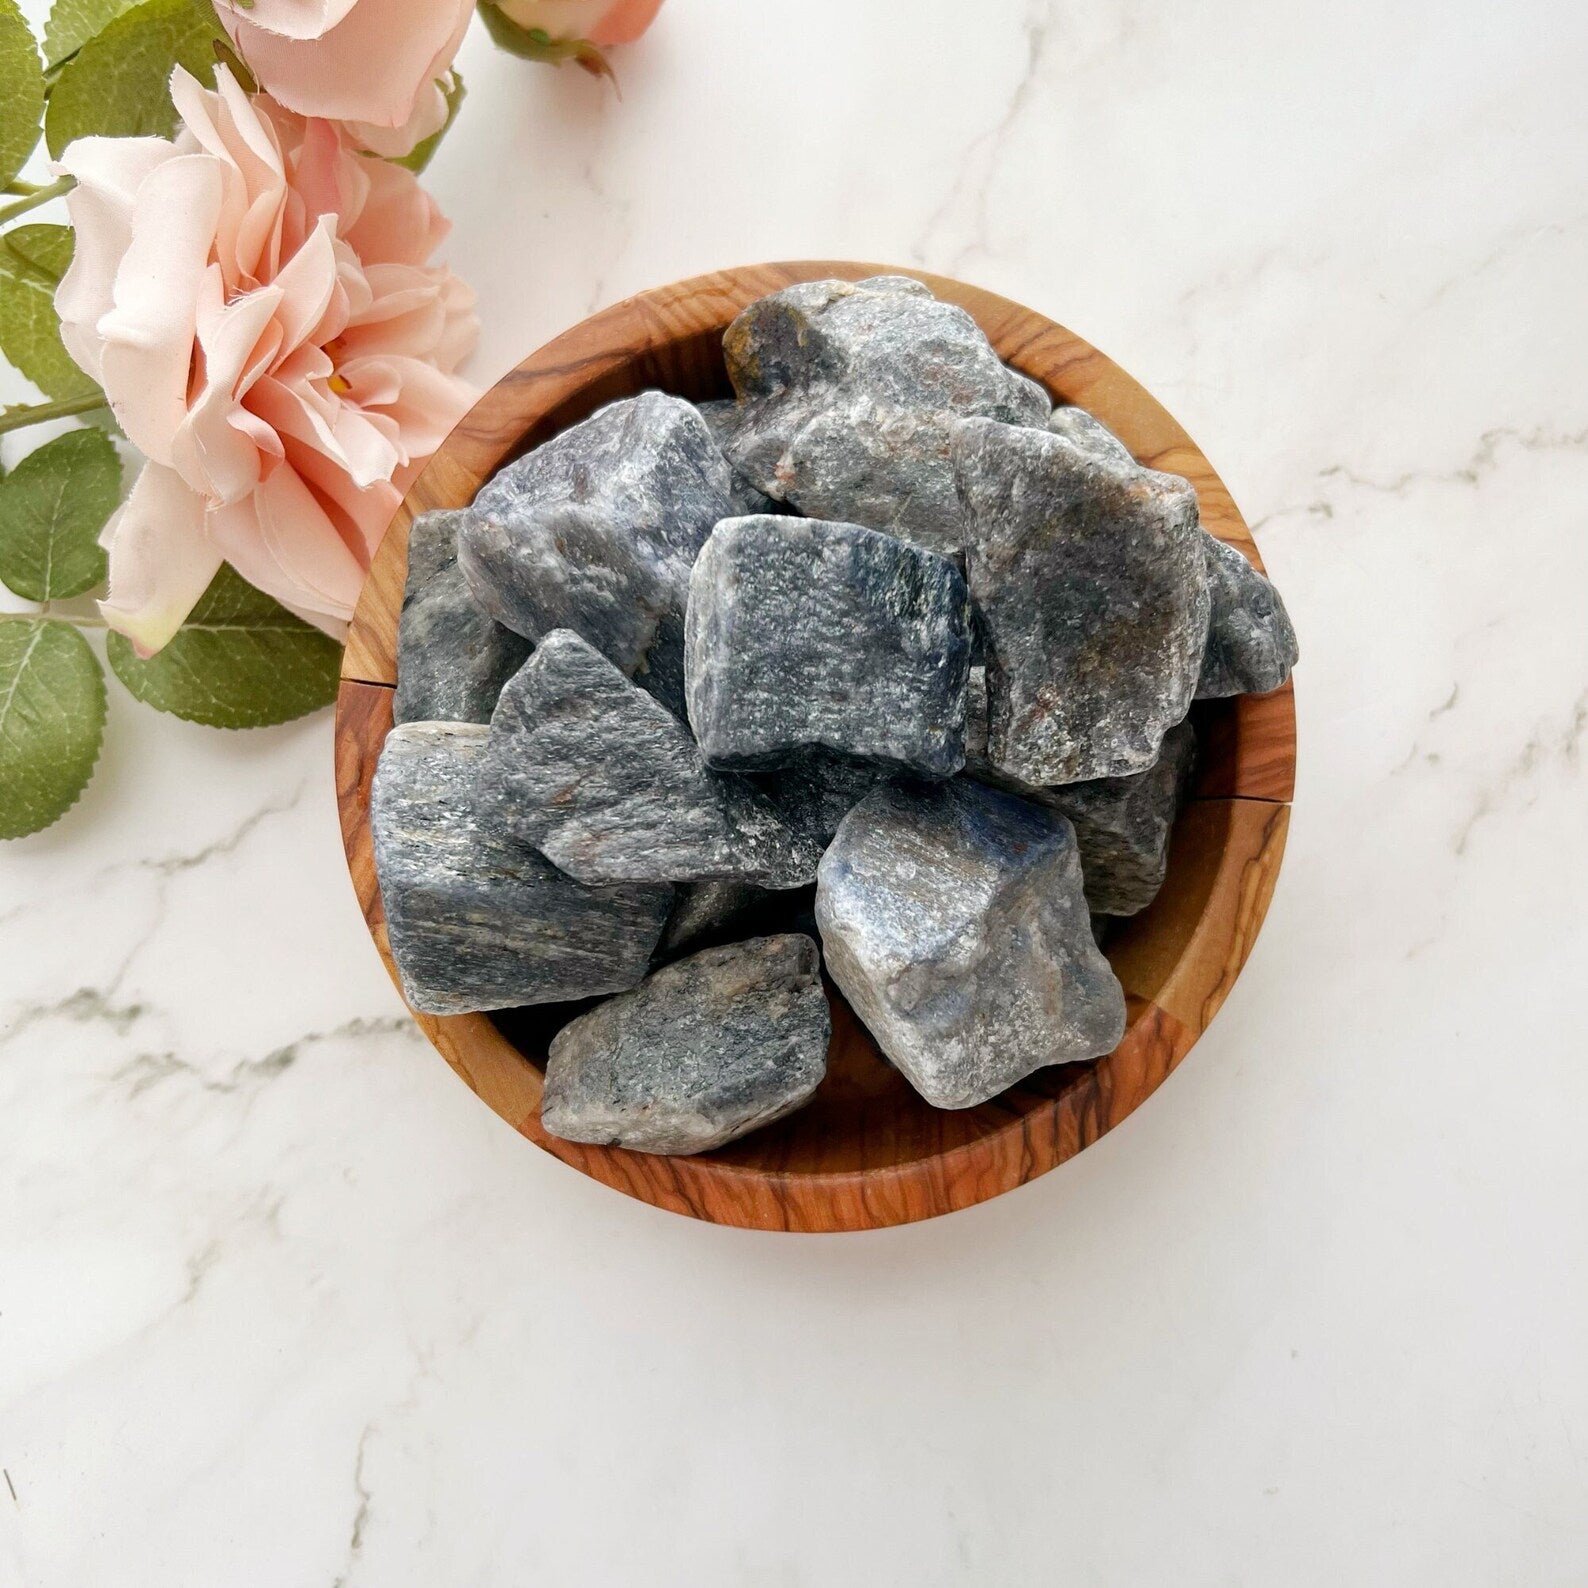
[335,261,1295,1233]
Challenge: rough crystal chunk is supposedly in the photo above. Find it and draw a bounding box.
[458,392,732,715]
[696,398,781,516]
[1039,718,1197,916]
[954,417,1209,784]
[965,673,1196,916]
[1196,535,1299,698]
[542,935,830,1154]
[723,276,1049,552]
[816,780,1126,1108]
[685,514,972,777]
[1046,404,1135,466]
[394,510,532,725]
[659,880,791,958]
[479,630,821,887]
[371,722,671,1014]
[754,748,893,852]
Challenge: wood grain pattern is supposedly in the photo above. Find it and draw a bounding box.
[333,261,1297,1232]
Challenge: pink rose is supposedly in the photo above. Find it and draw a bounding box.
[212,0,474,155]
[56,67,478,652]
[490,0,666,47]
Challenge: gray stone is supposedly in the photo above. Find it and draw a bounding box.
[1196,534,1299,698]
[480,630,821,888]
[394,510,531,725]
[696,398,782,516]
[723,276,1049,552]
[816,780,1126,1109]
[458,392,733,716]
[754,748,894,852]
[1039,717,1197,916]
[1046,404,1135,466]
[542,935,830,1154]
[965,664,994,773]
[659,880,785,957]
[966,670,1197,915]
[370,722,671,1015]
[685,514,972,777]
[954,417,1210,785]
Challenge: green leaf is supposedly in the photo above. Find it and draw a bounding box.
[44,0,223,158]
[107,563,341,728]
[394,71,465,174]
[0,617,106,838]
[0,224,102,403]
[0,429,119,600]
[43,0,140,70]
[0,0,46,190]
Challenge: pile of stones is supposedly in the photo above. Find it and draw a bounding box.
[372,276,1297,1154]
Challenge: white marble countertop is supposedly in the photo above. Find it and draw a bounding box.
[3,1,1586,1582]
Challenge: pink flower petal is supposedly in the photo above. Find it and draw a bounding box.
[171,272,284,505]
[55,136,177,386]
[589,0,666,46]
[208,465,367,629]
[98,464,223,655]
[220,0,473,136]
[212,0,360,44]
[491,0,664,44]
[94,154,226,466]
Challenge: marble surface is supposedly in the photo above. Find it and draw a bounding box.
[3,0,1586,1582]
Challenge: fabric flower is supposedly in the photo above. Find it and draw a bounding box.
[56,67,478,652]
[490,0,666,47]
[212,0,474,155]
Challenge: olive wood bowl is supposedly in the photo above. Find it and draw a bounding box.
[334,260,1295,1233]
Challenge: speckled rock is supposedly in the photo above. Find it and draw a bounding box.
[754,748,894,852]
[541,935,830,1154]
[685,514,972,777]
[658,880,788,957]
[370,722,671,1015]
[393,510,532,725]
[479,630,821,888]
[1046,404,1135,466]
[1196,534,1300,698]
[723,276,1049,552]
[815,780,1126,1109]
[1040,718,1197,916]
[965,672,1197,916]
[458,392,732,716]
[954,417,1209,785]
[696,398,782,516]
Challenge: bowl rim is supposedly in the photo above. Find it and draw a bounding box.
[334,259,1295,1233]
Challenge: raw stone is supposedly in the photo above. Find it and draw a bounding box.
[1046,404,1135,466]
[685,514,972,777]
[1039,718,1198,916]
[696,398,782,516]
[541,935,831,1154]
[723,275,1050,553]
[753,747,894,852]
[393,510,531,725]
[954,417,1210,785]
[458,392,733,716]
[1196,534,1300,698]
[370,722,671,1015]
[816,779,1126,1109]
[658,880,792,958]
[965,671,1197,916]
[478,630,821,887]
[1042,407,1298,700]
